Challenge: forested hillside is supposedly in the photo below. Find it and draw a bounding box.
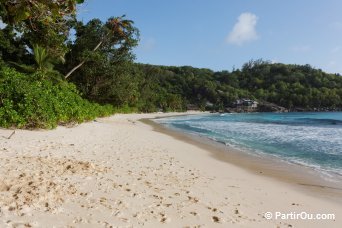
[70,60,342,112]
[143,60,342,111]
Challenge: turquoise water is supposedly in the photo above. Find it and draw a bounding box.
[155,112,342,179]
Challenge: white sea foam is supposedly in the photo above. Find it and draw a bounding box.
[157,113,342,178]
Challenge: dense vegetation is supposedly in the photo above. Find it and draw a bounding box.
[0,1,341,128]
[70,60,342,112]
[0,66,113,128]
[129,60,342,112]
[0,1,121,128]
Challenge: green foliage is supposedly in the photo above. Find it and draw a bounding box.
[7,44,59,75]
[61,17,140,109]
[121,62,342,112]
[0,0,81,27]
[0,25,30,64]
[234,60,342,109]
[33,44,51,71]
[0,67,113,129]
[63,16,139,79]
[7,61,36,73]
[1,2,341,130]
[33,44,53,71]
[0,0,83,63]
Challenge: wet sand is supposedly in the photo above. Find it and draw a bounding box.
[144,117,342,203]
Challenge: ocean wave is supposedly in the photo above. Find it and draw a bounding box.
[158,112,342,180]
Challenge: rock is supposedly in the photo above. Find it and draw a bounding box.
[257,101,288,112]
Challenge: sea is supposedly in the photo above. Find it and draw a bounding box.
[155,112,342,181]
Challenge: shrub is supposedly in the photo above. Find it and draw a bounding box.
[0,67,114,129]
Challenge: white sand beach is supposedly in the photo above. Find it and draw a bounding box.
[0,112,341,227]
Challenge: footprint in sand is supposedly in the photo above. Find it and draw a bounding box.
[159,212,170,223]
[190,211,198,216]
[187,196,199,203]
[212,216,221,223]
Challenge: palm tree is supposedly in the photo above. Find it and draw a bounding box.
[8,44,53,73]
[65,15,135,79]
[33,44,51,71]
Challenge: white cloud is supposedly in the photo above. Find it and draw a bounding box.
[227,12,259,46]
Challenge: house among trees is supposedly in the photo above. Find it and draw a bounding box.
[186,104,200,111]
[205,101,214,108]
[233,99,258,111]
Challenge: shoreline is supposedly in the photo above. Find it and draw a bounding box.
[142,116,342,204]
[0,112,341,227]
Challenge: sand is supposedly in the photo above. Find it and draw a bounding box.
[0,112,341,227]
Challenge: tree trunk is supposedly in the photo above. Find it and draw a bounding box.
[65,40,104,79]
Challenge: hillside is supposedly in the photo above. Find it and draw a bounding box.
[96,60,341,112]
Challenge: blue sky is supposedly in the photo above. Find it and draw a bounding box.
[77,0,342,74]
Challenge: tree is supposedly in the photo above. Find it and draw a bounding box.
[65,15,139,79]
[33,44,52,71]
[0,0,83,25]
[62,17,139,106]
[0,0,84,62]
[0,25,29,64]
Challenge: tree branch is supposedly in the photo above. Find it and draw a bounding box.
[64,40,103,79]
